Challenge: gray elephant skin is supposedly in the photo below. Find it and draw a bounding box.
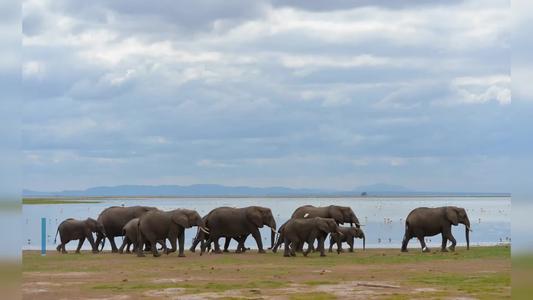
[118,218,167,254]
[190,210,248,253]
[401,206,471,252]
[329,226,365,253]
[54,218,105,254]
[200,206,277,255]
[95,205,157,252]
[137,208,208,257]
[291,205,361,227]
[290,205,361,251]
[282,217,342,257]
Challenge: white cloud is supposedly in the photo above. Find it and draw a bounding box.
[22,61,45,79]
[451,75,511,105]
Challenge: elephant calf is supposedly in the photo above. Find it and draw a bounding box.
[282,217,342,257]
[55,218,105,254]
[329,227,365,253]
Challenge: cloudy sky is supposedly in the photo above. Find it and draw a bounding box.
[21,0,528,193]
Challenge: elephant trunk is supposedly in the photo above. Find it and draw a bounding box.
[362,233,366,251]
[268,219,277,249]
[271,228,276,249]
[352,217,361,228]
[99,235,106,252]
[196,219,210,235]
[464,218,471,250]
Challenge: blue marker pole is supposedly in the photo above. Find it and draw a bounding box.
[41,217,46,256]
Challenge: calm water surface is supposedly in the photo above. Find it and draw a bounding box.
[23,197,511,251]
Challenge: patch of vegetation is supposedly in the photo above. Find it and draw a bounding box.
[304,280,336,286]
[23,198,101,205]
[409,273,510,299]
[289,292,336,300]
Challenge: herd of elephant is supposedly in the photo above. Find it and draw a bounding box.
[54,204,472,257]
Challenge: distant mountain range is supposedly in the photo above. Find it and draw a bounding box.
[22,183,509,197]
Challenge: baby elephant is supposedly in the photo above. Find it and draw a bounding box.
[329,227,365,253]
[55,218,105,254]
[283,217,342,257]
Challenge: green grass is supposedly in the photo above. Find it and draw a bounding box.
[22,198,101,205]
[290,292,336,299]
[409,273,510,299]
[22,246,510,299]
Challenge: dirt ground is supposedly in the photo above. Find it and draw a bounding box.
[22,246,510,299]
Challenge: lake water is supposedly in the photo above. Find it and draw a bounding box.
[23,197,511,252]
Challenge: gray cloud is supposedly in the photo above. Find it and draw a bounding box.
[21,0,519,192]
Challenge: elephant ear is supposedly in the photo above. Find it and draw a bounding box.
[247,208,263,228]
[171,212,189,228]
[328,206,343,224]
[446,207,459,226]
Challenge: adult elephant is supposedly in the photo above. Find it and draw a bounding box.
[118,218,168,254]
[401,206,472,252]
[200,206,276,255]
[137,209,208,257]
[291,205,361,227]
[95,206,157,253]
[282,217,343,257]
[291,205,361,252]
[189,210,248,253]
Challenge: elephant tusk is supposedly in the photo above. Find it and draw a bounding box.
[304,213,309,218]
[271,227,277,233]
[467,226,473,232]
[200,227,210,234]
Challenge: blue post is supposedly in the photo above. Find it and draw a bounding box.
[41,217,46,256]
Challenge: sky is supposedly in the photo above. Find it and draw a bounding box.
[19,0,530,193]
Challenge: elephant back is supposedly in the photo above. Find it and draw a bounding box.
[291,205,317,218]
[98,206,156,236]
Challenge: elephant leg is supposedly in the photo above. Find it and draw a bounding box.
[61,239,68,253]
[190,235,201,253]
[223,237,231,253]
[150,238,161,257]
[348,238,354,252]
[337,239,343,253]
[251,228,265,253]
[303,239,313,257]
[289,239,298,257]
[178,230,185,257]
[441,233,448,252]
[86,234,97,253]
[283,237,291,257]
[95,235,103,252]
[136,232,146,257]
[416,234,430,252]
[447,233,457,252]
[317,237,326,257]
[76,237,85,254]
[401,231,411,252]
[118,237,128,254]
[212,237,223,254]
[108,237,119,253]
[56,244,62,252]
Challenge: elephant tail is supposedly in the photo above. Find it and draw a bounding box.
[54,219,70,244]
[403,221,410,241]
[54,227,59,244]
